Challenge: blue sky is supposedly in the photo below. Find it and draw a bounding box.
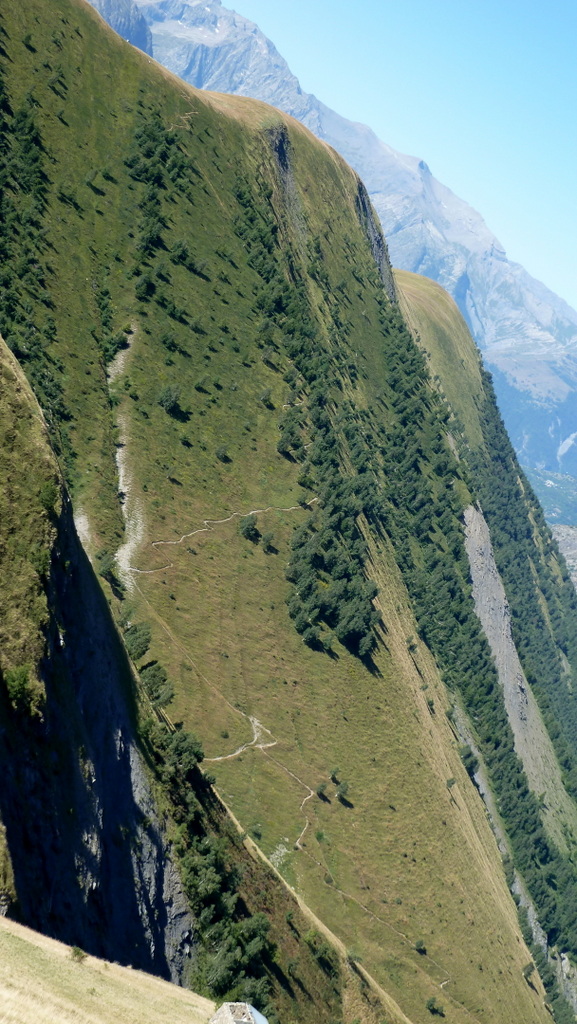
[234,0,577,311]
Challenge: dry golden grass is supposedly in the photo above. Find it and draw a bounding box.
[0,917,215,1024]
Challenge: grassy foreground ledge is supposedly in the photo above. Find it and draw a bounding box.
[0,916,215,1024]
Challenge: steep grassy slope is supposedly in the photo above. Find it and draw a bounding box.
[396,270,577,850]
[395,271,486,449]
[0,342,59,710]
[0,340,55,911]
[0,5,394,1021]
[0,3,573,1024]
[0,917,215,1024]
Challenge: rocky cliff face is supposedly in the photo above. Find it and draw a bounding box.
[0,500,194,979]
[90,0,577,518]
[0,338,194,978]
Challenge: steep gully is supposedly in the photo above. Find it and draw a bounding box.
[464,505,577,851]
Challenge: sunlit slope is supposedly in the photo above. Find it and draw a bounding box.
[395,269,486,448]
[396,269,577,1024]
[0,3,554,1022]
[1,0,392,558]
[0,33,358,1013]
[0,341,61,697]
[396,267,577,847]
[0,347,351,1024]
[147,434,548,1024]
[0,917,215,1024]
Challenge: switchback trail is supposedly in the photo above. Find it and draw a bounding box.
[204,715,276,762]
[127,498,317,577]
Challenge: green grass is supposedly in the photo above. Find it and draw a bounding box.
[395,269,486,449]
[0,342,59,705]
[152,513,547,1024]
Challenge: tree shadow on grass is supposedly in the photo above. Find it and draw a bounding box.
[166,404,191,423]
[337,796,354,809]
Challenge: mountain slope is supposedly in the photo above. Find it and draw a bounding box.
[0,11,385,1018]
[91,0,577,523]
[0,917,215,1024]
[2,2,577,1023]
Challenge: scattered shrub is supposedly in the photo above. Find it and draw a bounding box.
[157,385,181,417]
[39,479,59,515]
[239,514,260,542]
[262,531,274,553]
[139,661,174,708]
[4,665,31,708]
[426,997,444,1016]
[336,781,349,804]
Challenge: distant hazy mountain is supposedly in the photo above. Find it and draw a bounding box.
[87,0,152,53]
[87,0,577,515]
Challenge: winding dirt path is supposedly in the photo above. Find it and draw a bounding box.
[127,498,317,577]
[205,715,276,762]
[133,571,319,855]
[115,412,146,591]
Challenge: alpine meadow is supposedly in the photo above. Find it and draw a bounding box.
[2,3,577,1024]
